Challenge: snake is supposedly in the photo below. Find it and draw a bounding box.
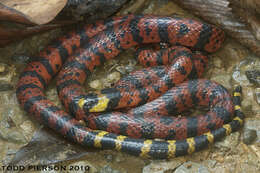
[16,15,244,159]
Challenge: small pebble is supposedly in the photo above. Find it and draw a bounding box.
[115,155,124,163]
[174,161,210,173]
[245,70,260,86]
[243,129,257,145]
[244,119,260,143]
[0,64,16,90]
[126,59,137,72]
[231,57,259,87]
[128,58,137,66]
[143,160,183,173]
[99,165,120,173]
[232,70,251,87]
[11,55,30,64]
[125,65,135,73]
[116,66,127,75]
[105,154,113,162]
[0,64,6,73]
[0,83,13,91]
[211,56,223,69]
[255,88,260,104]
[214,132,240,149]
[89,80,103,90]
[105,59,119,70]
[106,72,121,83]
[19,120,35,141]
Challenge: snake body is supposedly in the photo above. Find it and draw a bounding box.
[16,15,244,159]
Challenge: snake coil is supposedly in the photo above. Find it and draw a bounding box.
[16,15,244,159]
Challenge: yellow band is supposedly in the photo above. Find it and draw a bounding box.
[168,140,176,158]
[94,131,108,148]
[205,132,214,144]
[234,92,241,97]
[187,138,196,154]
[89,94,109,112]
[78,98,86,109]
[223,124,232,135]
[115,135,127,151]
[140,140,153,158]
[234,117,243,125]
[235,105,241,110]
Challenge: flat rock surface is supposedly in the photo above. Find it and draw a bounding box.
[0,0,259,172]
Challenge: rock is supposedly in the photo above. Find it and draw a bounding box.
[142,159,183,173]
[0,83,13,91]
[114,154,125,163]
[242,129,257,145]
[0,105,28,144]
[214,132,240,150]
[116,66,127,75]
[19,120,36,141]
[256,88,260,104]
[115,57,137,74]
[0,125,27,144]
[241,87,260,115]
[232,69,252,87]
[103,71,121,88]
[67,0,85,5]
[65,0,129,22]
[105,154,113,162]
[121,0,148,14]
[0,93,26,124]
[89,79,103,90]
[104,59,120,71]
[0,63,6,72]
[232,56,260,87]
[204,160,217,169]
[143,0,189,16]
[126,59,137,72]
[106,72,121,83]
[0,63,16,91]
[210,55,224,69]
[244,119,260,143]
[11,55,31,64]
[0,141,21,166]
[99,165,120,173]
[45,84,63,107]
[213,39,248,73]
[210,74,232,89]
[245,70,260,86]
[174,161,210,173]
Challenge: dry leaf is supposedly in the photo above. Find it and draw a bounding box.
[175,0,260,57]
[0,0,67,25]
[8,127,97,168]
[0,21,73,47]
[0,3,32,24]
[230,0,260,14]
[230,1,260,41]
